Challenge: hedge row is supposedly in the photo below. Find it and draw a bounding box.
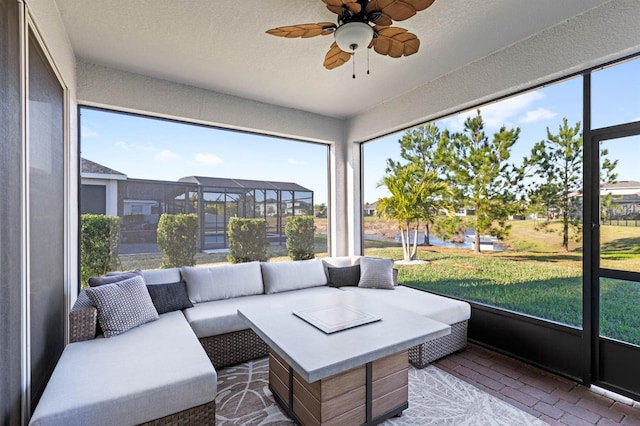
[80,214,121,287]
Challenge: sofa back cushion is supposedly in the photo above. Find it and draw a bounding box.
[261,259,327,294]
[182,262,264,303]
[142,268,182,285]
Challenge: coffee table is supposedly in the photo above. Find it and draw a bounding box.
[238,291,450,425]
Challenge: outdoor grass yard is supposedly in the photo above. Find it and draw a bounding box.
[364,219,640,346]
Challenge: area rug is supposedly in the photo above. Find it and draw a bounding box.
[215,357,547,425]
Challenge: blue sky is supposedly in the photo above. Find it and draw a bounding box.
[82,59,639,206]
[81,110,330,203]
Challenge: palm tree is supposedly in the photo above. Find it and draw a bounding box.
[377,163,449,261]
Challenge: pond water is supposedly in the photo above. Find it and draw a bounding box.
[365,229,506,251]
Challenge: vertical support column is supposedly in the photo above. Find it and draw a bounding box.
[330,129,362,257]
[329,136,348,256]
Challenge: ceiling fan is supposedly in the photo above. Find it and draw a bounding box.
[266,0,435,75]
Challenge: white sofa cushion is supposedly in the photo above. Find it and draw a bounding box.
[261,259,327,294]
[142,267,182,285]
[29,311,216,426]
[342,286,471,325]
[182,261,264,303]
[184,286,343,337]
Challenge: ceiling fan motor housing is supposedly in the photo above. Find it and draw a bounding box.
[334,22,374,52]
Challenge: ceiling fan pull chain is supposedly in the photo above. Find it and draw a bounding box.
[367,48,370,75]
[352,49,356,79]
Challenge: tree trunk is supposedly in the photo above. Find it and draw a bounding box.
[411,227,418,260]
[400,224,410,261]
[423,224,431,246]
[562,211,569,251]
[474,230,481,253]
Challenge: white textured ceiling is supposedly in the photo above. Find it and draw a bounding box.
[55,0,610,119]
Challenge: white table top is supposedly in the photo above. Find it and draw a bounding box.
[238,290,451,382]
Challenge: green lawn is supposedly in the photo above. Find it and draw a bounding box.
[363,218,640,347]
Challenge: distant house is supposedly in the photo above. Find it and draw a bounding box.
[80,159,313,252]
[80,158,126,215]
[601,180,640,220]
[364,202,376,216]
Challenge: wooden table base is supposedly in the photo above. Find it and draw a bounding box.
[269,350,409,426]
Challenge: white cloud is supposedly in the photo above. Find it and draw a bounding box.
[288,158,306,165]
[81,125,98,138]
[440,91,546,132]
[115,141,154,152]
[116,141,132,150]
[195,153,223,165]
[155,149,181,161]
[519,107,557,124]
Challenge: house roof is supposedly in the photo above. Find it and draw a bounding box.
[179,176,311,192]
[81,158,126,176]
[601,181,640,189]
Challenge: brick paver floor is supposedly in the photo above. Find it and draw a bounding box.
[434,344,640,425]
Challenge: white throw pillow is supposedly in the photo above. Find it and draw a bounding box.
[358,257,395,289]
[182,261,264,303]
[261,259,327,294]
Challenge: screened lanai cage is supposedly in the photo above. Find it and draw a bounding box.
[81,158,314,254]
[179,176,313,250]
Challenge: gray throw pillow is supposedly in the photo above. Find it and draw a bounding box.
[358,257,395,289]
[327,265,360,287]
[146,281,193,314]
[88,269,142,287]
[86,276,159,337]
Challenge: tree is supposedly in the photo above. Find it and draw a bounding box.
[391,123,450,245]
[377,162,448,261]
[314,203,327,217]
[437,111,523,253]
[525,118,617,251]
[285,216,316,260]
[157,213,199,267]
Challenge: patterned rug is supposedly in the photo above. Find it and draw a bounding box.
[215,357,547,425]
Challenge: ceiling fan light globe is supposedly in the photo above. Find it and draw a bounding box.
[334,22,374,53]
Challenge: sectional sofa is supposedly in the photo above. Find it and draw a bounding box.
[29,256,470,426]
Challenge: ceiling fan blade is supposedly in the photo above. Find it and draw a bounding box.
[366,0,435,23]
[372,27,420,58]
[322,0,362,16]
[324,42,352,70]
[266,22,337,38]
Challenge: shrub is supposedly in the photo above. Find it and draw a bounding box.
[228,218,269,263]
[80,214,121,287]
[157,213,199,268]
[285,216,316,260]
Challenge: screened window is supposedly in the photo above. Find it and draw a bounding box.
[80,108,328,281]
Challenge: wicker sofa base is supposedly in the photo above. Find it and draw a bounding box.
[139,400,216,426]
[200,329,270,368]
[409,320,468,368]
